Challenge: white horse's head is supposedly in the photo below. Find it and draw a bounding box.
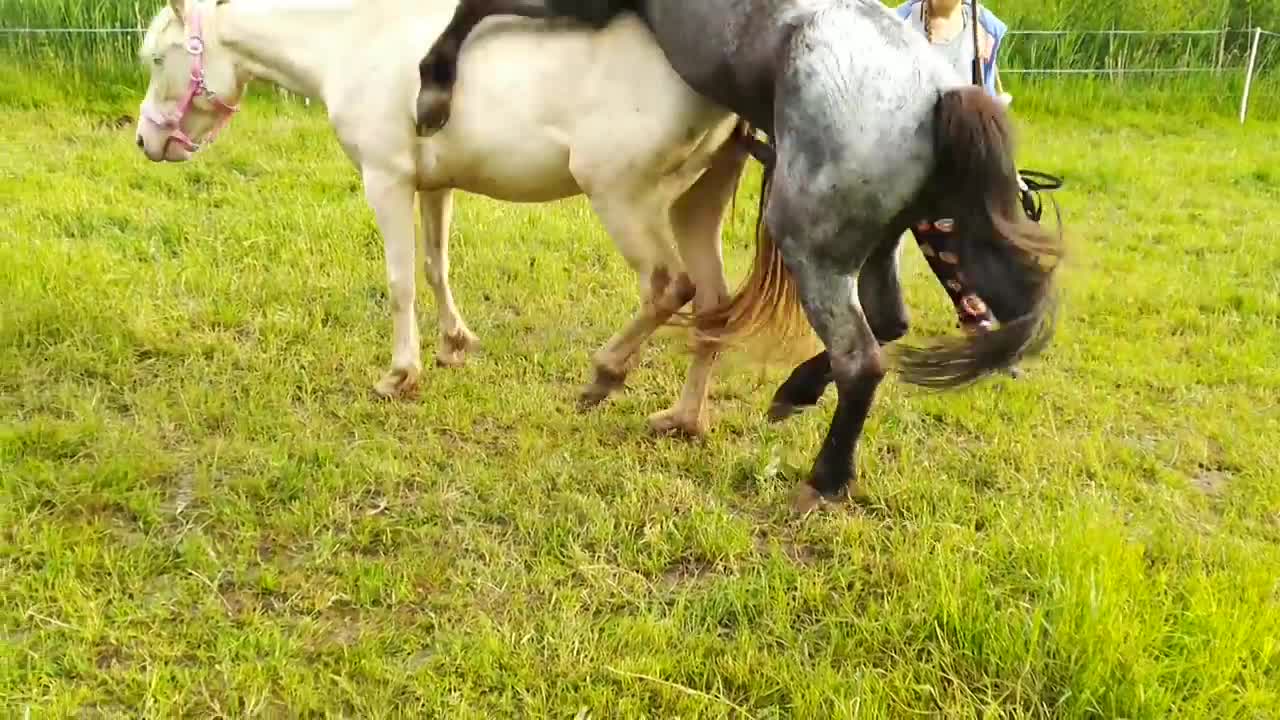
[135,0,244,162]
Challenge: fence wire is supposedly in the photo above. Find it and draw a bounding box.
[0,25,1276,114]
[4,26,1273,73]
[999,28,1276,76]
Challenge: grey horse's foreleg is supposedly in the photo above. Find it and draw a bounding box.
[768,235,907,423]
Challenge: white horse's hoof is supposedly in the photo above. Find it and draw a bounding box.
[578,365,627,410]
[435,328,479,368]
[373,366,421,399]
[647,408,706,438]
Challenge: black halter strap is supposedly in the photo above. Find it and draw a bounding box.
[970,0,984,86]
[1017,170,1063,223]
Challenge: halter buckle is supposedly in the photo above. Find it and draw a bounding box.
[1016,170,1064,224]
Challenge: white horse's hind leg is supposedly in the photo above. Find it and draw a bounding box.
[418,189,479,367]
[649,136,747,436]
[580,265,695,409]
[579,198,690,410]
[365,172,422,399]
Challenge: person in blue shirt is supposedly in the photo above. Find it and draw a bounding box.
[896,0,1009,100]
[897,0,1015,345]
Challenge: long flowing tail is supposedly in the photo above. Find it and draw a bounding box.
[891,86,1066,388]
[696,134,811,353]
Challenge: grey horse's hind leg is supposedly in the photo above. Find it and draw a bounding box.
[768,235,908,423]
[859,235,911,345]
[768,351,830,422]
[416,0,555,135]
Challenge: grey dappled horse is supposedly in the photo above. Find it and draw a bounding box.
[416,0,1065,512]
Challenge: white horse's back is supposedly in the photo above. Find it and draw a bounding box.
[437,13,732,199]
[318,2,732,201]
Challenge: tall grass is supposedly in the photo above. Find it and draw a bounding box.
[992,0,1280,33]
[987,0,1280,119]
[0,0,147,25]
[0,0,148,80]
[1,0,1279,118]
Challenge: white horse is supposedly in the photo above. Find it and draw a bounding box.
[134,0,748,436]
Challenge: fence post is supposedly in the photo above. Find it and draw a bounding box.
[1240,26,1263,124]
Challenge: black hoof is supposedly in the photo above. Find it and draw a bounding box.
[767,385,823,423]
[767,401,810,423]
[806,455,866,504]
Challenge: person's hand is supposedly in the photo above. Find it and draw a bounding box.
[979,29,995,62]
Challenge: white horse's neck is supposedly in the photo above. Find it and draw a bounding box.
[215,0,357,100]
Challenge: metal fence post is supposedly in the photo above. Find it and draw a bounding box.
[1240,26,1263,124]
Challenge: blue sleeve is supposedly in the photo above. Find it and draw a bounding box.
[894,2,915,20]
[977,6,1008,94]
[978,6,1008,46]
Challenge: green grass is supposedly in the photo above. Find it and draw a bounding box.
[3,63,1280,718]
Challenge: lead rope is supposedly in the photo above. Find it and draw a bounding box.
[970,0,984,86]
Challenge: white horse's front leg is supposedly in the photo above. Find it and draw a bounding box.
[419,189,478,367]
[365,172,422,399]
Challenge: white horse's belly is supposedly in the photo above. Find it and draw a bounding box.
[416,137,581,201]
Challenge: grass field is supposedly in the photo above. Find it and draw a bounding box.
[3,60,1280,717]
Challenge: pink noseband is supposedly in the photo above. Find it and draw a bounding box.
[141,7,239,153]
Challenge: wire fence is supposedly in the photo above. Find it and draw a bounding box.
[1000,27,1275,73]
[1,25,1277,120]
[995,27,1277,122]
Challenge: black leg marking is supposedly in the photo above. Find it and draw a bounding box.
[416,0,557,135]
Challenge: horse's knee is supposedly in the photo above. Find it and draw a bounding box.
[831,346,886,385]
[669,273,696,309]
[646,268,694,314]
[387,279,415,311]
[868,315,909,345]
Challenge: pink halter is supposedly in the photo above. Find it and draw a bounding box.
[141,6,240,153]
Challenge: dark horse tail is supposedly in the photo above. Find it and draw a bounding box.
[704,86,1063,385]
[890,86,1065,388]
